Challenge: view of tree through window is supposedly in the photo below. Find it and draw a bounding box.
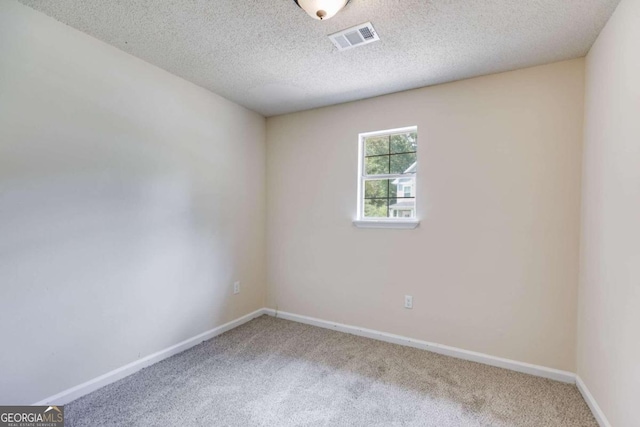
[360,130,417,219]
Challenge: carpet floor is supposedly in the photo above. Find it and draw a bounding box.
[66,315,596,426]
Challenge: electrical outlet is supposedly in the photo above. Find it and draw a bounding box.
[404,295,413,309]
[233,281,240,295]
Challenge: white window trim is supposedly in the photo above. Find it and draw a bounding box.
[354,126,420,229]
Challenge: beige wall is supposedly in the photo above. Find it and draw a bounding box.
[0,1,266,404]
[578,0,640,425]
[267,59,585,372]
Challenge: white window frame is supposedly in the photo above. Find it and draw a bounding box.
[354,126,419,229]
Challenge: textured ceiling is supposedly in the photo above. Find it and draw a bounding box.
[18,0,620,116]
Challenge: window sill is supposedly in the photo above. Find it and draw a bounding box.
[353,220,420,229]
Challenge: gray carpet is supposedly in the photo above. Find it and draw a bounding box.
[66,315,596,426]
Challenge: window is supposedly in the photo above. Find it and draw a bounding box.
[355,127,418,228]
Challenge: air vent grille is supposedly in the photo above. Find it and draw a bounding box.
[359,27,374,40]
[328,22,379,51]
[345,31,363,46]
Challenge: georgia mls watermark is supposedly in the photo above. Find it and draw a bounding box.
[0,406,64,427]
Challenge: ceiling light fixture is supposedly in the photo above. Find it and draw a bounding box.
[294,0,350,21]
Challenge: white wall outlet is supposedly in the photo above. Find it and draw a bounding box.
[404,295,413,309]
[233,281,240,295]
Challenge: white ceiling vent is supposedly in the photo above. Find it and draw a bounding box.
[329,22,379,51]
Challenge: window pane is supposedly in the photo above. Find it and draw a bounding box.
[389,198,416,219]
[390,152,417,174]
[364,198,388,218]
[389,180,398,198]
[390,132,417,154]
[364,179,389,199]
[391,177,412,199]
[365,155,389,175]
[365,136,389,156]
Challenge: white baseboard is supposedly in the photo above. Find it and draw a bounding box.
[263,308,576,384]
[576,376,611,427]
[33,308,266,406]
[34,307,583,410]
